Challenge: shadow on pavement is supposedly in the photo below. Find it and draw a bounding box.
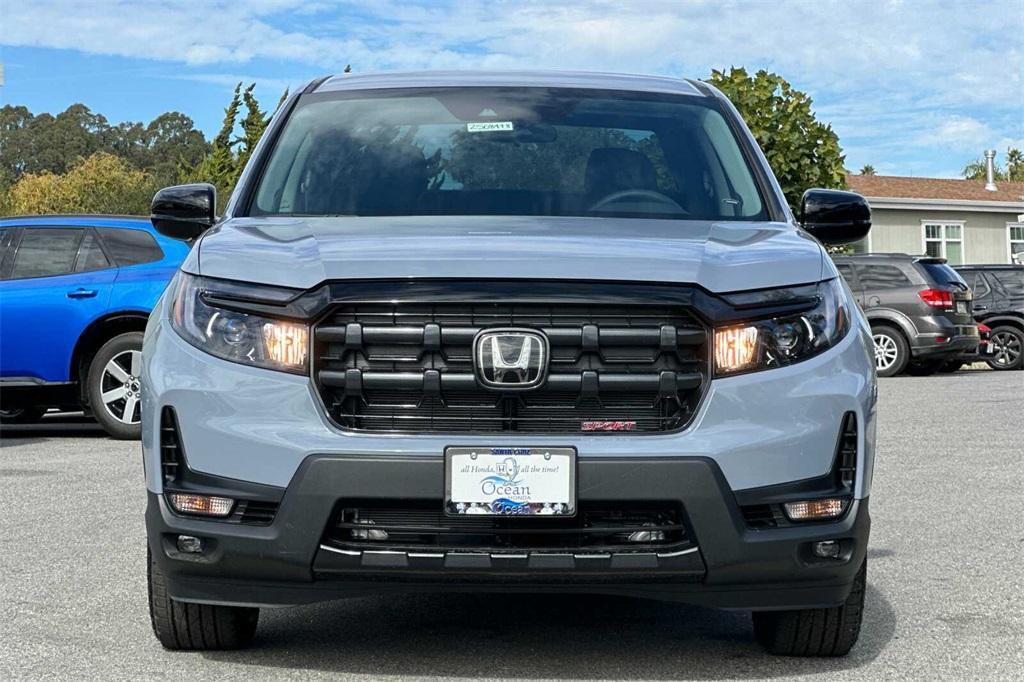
[202,582,896,679]
[0,412,106,447]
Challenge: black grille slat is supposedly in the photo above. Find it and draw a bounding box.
[313,301,708,434]
[325,501,690,551]
[160,408,182,485]
[237,500,280,525]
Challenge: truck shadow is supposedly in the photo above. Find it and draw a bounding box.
[203,583,896,679]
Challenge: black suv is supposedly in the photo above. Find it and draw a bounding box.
[953,264,1024,370]
[833,254,977,377]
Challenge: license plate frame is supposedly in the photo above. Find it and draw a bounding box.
[444,446,577,517]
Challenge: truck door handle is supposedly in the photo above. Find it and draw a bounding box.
[973,305,987,311]
[67,288,98,299]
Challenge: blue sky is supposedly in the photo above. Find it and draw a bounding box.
[2,0,1022,178]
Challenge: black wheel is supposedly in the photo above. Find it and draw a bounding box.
[870,326,909,377]
[753,560,866,657]
[986,326,1023,371]
[86,332,144,439]
[148,547,259,650]
[0,407,48,423]
[904,358,943,376]
[936,361,963,374]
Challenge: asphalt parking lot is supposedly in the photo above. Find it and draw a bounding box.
[2,370,1022,680]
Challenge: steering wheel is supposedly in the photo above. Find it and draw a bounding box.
[588,189,687,214]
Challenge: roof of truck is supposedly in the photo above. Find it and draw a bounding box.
[314,70,707,97]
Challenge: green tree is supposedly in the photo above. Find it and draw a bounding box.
[707,67,846,209]
[859,164,876,176]
[0,103,209,192]
[180,83,243,208]
[4,152,156,216]
[237,84,267,171]
[180,83,290,208]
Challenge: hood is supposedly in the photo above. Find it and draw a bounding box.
[191,216,825,294]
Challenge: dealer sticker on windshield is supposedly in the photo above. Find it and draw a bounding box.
[466,121,514,133]
[445,446,576,516]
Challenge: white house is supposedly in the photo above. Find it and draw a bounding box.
[846,162,1024,265]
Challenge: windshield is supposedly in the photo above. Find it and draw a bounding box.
[251,87,768,221]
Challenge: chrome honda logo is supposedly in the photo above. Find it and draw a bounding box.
[473,329,549,389]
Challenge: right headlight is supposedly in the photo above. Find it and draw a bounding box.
[713,278,850,376]
[168,272,309,375]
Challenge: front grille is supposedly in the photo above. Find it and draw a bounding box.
[313,302,708,433]
[323,500,690,552]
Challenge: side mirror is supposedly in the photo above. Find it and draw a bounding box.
[799,189,871,246]
[151,183,216,241]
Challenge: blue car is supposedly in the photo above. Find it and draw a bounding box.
[0,215,188,438]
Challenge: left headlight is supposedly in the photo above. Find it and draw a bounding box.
[169,272,309,374]
[714,278,850,377]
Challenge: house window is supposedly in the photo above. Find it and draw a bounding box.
[1009,224,1024,263]
[923,222,964,265]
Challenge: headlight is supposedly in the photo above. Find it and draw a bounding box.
[169,273,309,374]
[714,278,849,376]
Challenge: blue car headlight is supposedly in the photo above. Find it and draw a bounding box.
[168,273,309,374]
[713,278,850,376]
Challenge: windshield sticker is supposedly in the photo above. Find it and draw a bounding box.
[466,121,514,133]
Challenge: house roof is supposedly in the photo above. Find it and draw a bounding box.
[847,174,1024,204]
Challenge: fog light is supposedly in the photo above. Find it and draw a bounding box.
[812,540,841,559]
[626,522,665,543]
[351,528,389,541]
[168,493,234,517]
[351,519,388,541]
[176,535,204,553]
[783,498,847,521]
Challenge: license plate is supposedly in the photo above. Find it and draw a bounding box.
[956,301,968,313]
[445,446,576,516]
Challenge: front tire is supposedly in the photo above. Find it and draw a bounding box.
[752,560,866,657]
[986,326,1023,371]
[871,326,909,377]
[86,332,144,439]
[148,547,259,650]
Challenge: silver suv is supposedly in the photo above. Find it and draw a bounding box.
[142,71,876,656]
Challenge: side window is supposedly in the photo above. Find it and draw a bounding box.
[857,265,912,290]
[835,263,856,287]
[96,228,164,266]
[0,228,19,279]
[969,272,990,299]
[10,228,83,279]
[992,270,1024,297]
[75,232,112,273]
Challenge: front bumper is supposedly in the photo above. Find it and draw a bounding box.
[142,303,876,612]
[147,455,870,610]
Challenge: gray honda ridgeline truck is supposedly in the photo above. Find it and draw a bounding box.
[143,71,876,656]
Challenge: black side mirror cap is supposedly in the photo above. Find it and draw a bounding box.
[799,189,871,246]
[151,183,216,241]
